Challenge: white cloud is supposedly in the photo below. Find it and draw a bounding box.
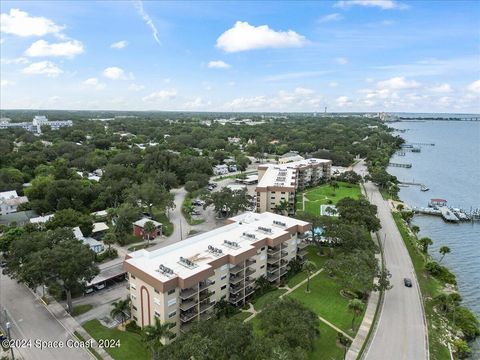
[318,13,343,23]
[0,8,64,37]
[83,77,106,90]
[25,40,84,58]
[128,83,145,91]
[208,60,231,69]
[111,40,128,49]
[1,57,29,64]
[103,67,133,80]
[294,87,315,96]
[163,78,171,84]
[216,21,307,53]
[184,97,211,109]
[133,1,160,44]
[329,81,339,87]
[377,76,420,90]
[265,70,331,81]
[334,57,348,65]
[336,96,351,107]
[334,0,408,10]
[1,79,15,87]
[22,61,63,77]
[467,80,480,93]
[142,89,177,102]
[430,83,452,93]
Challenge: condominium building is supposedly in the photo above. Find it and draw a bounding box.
[256,158,332,215]
[123,211,311,340]
[0,116,72,134]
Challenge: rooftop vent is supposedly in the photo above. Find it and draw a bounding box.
[242,232,256,240]
[179,256,198,269]
[207,245,224,257]
[257,226,272,233]
[223,240,240,249]
[273,220,286,227]
[157,264,174,276]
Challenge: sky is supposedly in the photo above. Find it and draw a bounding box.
[1,0,479,113]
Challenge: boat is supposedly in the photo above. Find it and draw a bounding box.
[420,185,429,191]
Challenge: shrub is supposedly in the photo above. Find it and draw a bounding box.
[95,248,118,263]
[451,307,480,340]
[453,339,471,359]
[425,261,457,285]
[125,320,142,334]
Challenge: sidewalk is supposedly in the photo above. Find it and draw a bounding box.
[30,287,113,360]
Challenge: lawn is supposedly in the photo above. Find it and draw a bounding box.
[288,271,364,336]
[309,322,345,360]
[287,246,331,288]
[71,304,93,317]
[83,319,150,360]
[231,311,251,322]
[251,288,287,311]
[297,182,361,216]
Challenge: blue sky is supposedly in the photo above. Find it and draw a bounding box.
[1,0,479,112]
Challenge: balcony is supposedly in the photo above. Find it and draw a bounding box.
[281,250,288,257]
[267,247,280,255]
[280,268,289,277]
[200,301,215,314]
[246,259,256,266]
[267,256,280,265]
[245,287,255,297]
[180,299,197,312]
[245,267,255,276]
[245,278,255,287]
[230,264,244,275]
[297,241,308,249]
[180,310,198,323]
[199,290,214,302]
[267,273,280,282]
[179,287,197,300]
[199,279,214,291]
[230,273,244,284]
[297,233,309,240]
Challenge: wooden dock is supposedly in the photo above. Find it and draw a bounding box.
[389,162,412,168]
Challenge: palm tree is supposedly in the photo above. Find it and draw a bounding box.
[274,200,289,215]
[142,317,174,359]
[255,275,271,295]
[396,204,404,212]
[302,260,317,293]
[337,332,352,359]
[439,246,451,262]
[418,237,433,254]
[110,297,131,326]
[348,298,364,331]
[143,221,156,246]
[411,225,420,237]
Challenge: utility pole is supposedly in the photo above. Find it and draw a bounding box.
[4,309,15,360]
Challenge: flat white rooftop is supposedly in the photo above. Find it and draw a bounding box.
[257,166,296,188]
[126,212,308,283]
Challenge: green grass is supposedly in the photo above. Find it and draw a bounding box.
[297,182,361,216]
[83,319,150,360]
[392,213,451,360]
[287,246,331,287]
[127,242,153,252]
[251,288,287,311]
[309,322,345,360]
[289,271,365,336]
[231,311,251,322]
[71,304,93,317]
[73,331,102,360]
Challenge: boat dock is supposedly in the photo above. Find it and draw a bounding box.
[413,206,459,222]
[389,162,412,168]
[412,199,480,222]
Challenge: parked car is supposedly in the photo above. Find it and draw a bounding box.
[403,278,412,287]
[207,186,214,191]
[94,283,105,290]
[192,199,205,206]
[0,260,7,268]
[191,210,201,216]
[208,183,217,188]
[84,287,94,294]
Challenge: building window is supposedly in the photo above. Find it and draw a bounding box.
[133,316,137,321]
[221,295,226,300]
[168,311,176,318]
[154,288,160,294]
[260,265,265,269]
[220,264,228,271]
[221,274,227,281]
[281,192,285,194]
[221,285,227,290]
[261,247,266,251]
[130,274,136,279]
[270,197,275,200]
[132,305,137,311]
[168,298,177,307]
[153,297,161,305]
[154,311,160,318]
[167,289,175,295]
[130,283,136,290]
[131,294,137,300]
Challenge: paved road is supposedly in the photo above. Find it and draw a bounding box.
[352,161,428,360]
[0,273,91,360]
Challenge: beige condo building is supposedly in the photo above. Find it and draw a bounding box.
[123,212,311,341]
[255,158,332,215]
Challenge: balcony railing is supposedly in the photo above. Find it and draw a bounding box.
[230,274,244,284]
[267,257,280,265]
[245,287,255,297]
[179,287,197,300]
[245,267,255,276]
[281,250,288,257]
[246,259,256,266]
[180,310,198,323]
[180,299,197,312]
[199,279,214,291]
[230,284,243,295]
[200,301,215,314]
[230,264,244,275]
[297,241,308,249]
[267,247,280,255]
[199,290,214,302]
[267,273,279,282]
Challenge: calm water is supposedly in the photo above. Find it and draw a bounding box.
[387,120,480,355]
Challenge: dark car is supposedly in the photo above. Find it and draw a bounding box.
[0,260,7,268]
[404,278,413,287]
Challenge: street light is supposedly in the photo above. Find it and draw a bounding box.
[6,321,14,360]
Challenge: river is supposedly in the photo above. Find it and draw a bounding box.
[386,119,480,356]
